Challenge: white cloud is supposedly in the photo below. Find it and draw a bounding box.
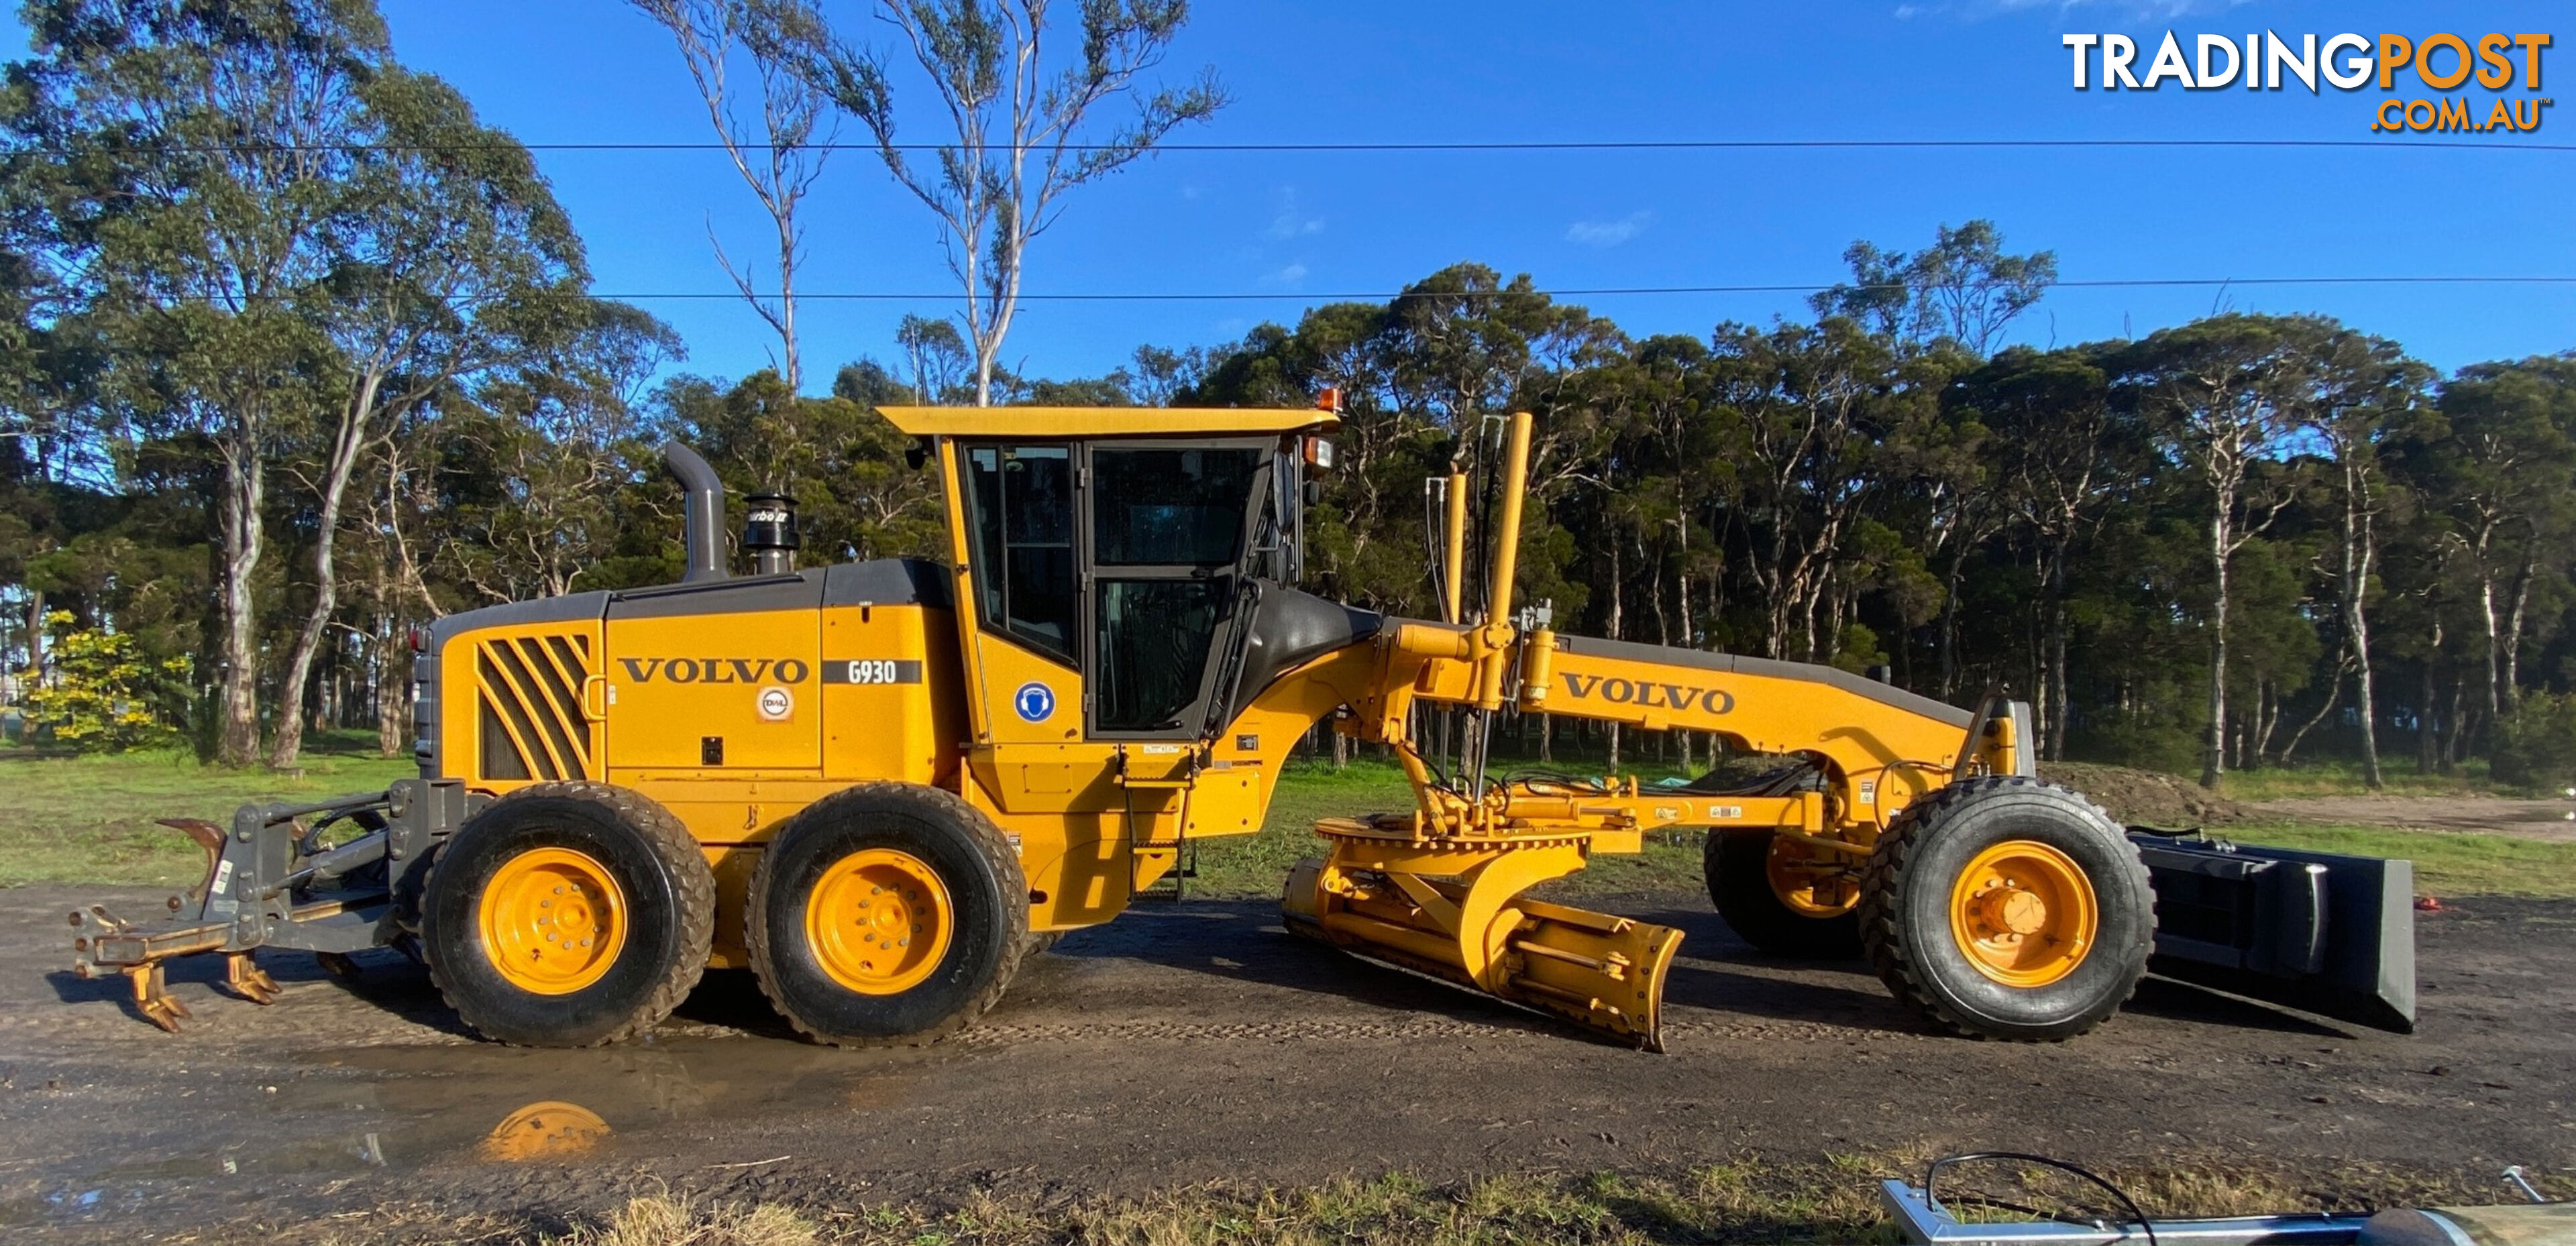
[1269,263,1309,285]
[1268,188,1324,239]
[1894,5,1919,17]
[1566,211,1654,248]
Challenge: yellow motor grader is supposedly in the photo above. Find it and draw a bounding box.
[69,402,2416,1049]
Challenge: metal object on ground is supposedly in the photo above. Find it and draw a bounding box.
[1882,1178,2372,1245]
[1884,1169,2569,1246]
[2133,832,2416,1033]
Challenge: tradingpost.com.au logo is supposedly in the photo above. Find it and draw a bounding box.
[2062,32,2554,135]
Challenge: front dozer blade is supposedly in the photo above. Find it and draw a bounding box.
[2131,832,2416,1033]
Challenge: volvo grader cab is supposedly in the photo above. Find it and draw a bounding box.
[69,402,2417,1050]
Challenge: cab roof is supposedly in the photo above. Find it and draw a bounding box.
[873,405,1340,439]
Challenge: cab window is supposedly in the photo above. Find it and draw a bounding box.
[1091,448,1267,564]
[963,445,1075,662]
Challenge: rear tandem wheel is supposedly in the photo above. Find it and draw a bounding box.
[747,783,1029,1047]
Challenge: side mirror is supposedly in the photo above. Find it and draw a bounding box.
[903,439,930,471]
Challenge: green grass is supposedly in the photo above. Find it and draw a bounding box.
[422,1153,2560,1246]
[7,745,2571,902]
[2214,758,2493,801]
[1188,756,1708,901]
[0,738,414,888]
[2223,822,2576,899]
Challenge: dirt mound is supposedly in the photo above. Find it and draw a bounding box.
[2041,761,2248,827]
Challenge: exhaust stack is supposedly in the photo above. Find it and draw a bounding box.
[661,442,727,583]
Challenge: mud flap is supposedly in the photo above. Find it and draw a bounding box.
[2131,832,2416,1033]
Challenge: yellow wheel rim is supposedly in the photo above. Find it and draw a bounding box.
[479,847,627,995]
[1766,835,1860,918]
[807,848,953,995]
[1948,839,2098,987]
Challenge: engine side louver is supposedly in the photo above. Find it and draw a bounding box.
[475,632,595,782]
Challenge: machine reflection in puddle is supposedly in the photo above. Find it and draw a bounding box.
[479,1100,613,1162]
[78,1035,935,1186]
[307,1035,936,1168]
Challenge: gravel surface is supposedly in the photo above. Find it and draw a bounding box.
[3,884,2569,1241]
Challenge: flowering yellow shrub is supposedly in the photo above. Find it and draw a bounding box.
[19,611,192,751]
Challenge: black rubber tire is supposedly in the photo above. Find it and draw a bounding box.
[1860,776,2155,1041]
[421,782,714,1047]
[1705,829,1864,958]
[747,783,1028,1047]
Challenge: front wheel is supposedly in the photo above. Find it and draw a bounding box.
[421,783,714,1047]
[1860,777,2153,1041]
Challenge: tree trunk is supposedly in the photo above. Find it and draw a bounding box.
[22,587,43,681]
[2275,657,2348,766]
[2345,519,2383,789]
[1937,540,1970,698]
[1606,540,1623,772]
[215,443,266,767]
[270,382,379,769]
[374,620,409,760]
[2502,545,2535,712]
[2476,552,2504,720]
[2201,503,2233,791]
[2417,625,2441,775]
[2045,543,2071,761]
[2442,679,2467,773]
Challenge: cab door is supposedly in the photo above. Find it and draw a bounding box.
[1080,440,1274,742]
[951,441,1102,811]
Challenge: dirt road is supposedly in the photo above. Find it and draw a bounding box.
[3,885,2569,1241]
[2251,795,2576,844]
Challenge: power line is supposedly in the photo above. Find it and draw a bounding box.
[582,276,2576,303]
[22,137,2576,155]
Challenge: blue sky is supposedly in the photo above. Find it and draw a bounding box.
[12,1,2573,384]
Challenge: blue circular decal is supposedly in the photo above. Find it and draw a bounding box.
[1013,681,1057,724]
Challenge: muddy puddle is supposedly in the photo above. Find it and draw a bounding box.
[3,1034,947,1232]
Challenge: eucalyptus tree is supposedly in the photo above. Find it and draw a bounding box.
[783,0,1225,404]
[2427,355,2576,720]
[630,0,835,392]
[1959,345,2146,758]
[2115,315,2319,790]
[1812,220,2058,357]
[2290,321,2431,789]
[1703,317,1921,664]
[266,68,593,767]
[431,301,681,606]
[12,0,390,764]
